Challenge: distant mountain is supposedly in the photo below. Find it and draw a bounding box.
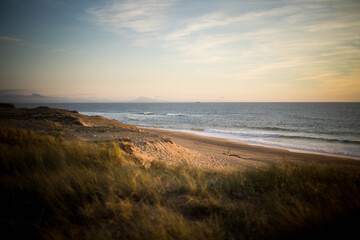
[0,93,107,103]
[0,93,60,103]
[132,96,164,103]
[30,93,43,98]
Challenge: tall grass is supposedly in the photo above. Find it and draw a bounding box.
[1,127,359,239]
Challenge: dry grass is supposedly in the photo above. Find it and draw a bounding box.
[1,127,360,239]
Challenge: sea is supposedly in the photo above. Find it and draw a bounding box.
[16,102,360,159]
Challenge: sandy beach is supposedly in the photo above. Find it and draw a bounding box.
[143,128,360,169]
[1,106,359,171]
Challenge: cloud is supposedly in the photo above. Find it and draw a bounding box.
[164,5,299,41]
[85,2,311,62]
[0,89,28,95]
[50,48,66,53]
[172,34,238,63]
[0,36,23,42]
[164,12,230,41]
[86,0,175,33]
[85,0,360,68]
[160,4,320,63]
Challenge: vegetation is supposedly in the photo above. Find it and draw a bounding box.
[0,103,15,109]
[1,127,360,239]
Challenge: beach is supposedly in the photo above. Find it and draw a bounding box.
[18,102,360,159]
[1,105,359,170]
[143,127,360,169]
[2,106,360,239]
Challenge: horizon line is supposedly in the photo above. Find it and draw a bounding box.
[11,101,360,104]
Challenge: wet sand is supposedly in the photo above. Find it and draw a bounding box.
[142,128,360,169]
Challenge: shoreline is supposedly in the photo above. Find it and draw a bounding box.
[171,127,360,161]
[143,127,360,160]
[2,105,359,170]
[142,127,360,167]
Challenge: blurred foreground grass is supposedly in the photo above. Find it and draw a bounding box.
[1,127,359,240]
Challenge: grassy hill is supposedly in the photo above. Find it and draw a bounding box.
[1,127,360,239]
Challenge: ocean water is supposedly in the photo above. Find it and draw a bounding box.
[16,102,360,159]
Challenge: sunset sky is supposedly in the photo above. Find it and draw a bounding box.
[0,0,359,102]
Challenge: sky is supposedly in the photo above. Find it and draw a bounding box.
[0,0,359,102]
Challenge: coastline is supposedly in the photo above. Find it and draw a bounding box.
[183,128,360,160]
[17,102,360,160]
[142,127,360,168]
[1,105,359,170]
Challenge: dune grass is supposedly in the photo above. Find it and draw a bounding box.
[1,127,360,239]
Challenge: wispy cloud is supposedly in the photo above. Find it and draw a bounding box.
[86,0,174,33]
[85,0,360,79]
[0,35,70,54]
[0,36,23,42]
[0,89,28,95]
[164,5,299,41]
[50,48,66,53]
